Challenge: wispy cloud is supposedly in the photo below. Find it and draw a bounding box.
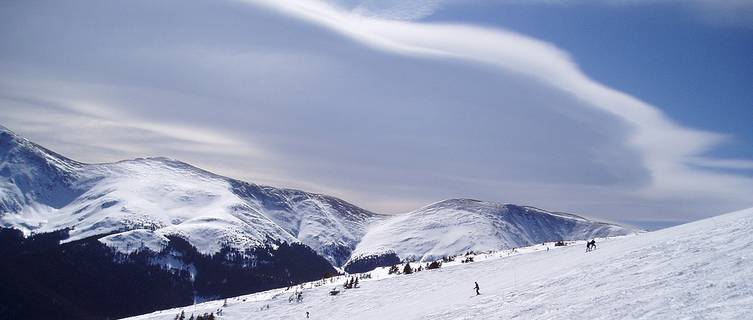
[250,0,753,198]
[0,0,750,221]
[328,0,446,20]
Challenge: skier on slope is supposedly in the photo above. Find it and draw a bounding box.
[474,281,480,295]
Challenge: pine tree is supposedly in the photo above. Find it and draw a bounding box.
[403,262,413,274]
[388,264,400,274]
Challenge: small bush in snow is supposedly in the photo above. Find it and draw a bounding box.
[426,261,442,270]
[388,264,400,274]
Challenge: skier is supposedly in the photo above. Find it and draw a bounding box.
[590,239,596,251]
[585,241,590,252]
[306,311,310,318]
[474,281,480,295]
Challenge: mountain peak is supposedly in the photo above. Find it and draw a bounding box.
[423,198,485,208]
[0,125,83,169]
[0,124,13,134]
[0,125,86,212]
[348,196,632,267]
[0,125,23,146]
[420,198,517,212]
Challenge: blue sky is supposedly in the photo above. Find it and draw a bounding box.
[427,1,753,161]
[1,0,751,226]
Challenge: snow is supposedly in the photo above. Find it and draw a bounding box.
[1,128,380,264]
[20,157,299,254]
[126,207,753,320]
[98,229,170,254]
[350,199,634,263]
[2,128,629,269]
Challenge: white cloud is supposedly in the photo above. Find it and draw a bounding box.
[328,0,446,20]
[0,0,751,221]
[248,0,753,199]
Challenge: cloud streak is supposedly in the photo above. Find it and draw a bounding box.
[249,0,753,201]
[328,0,446,20]
[0,0,751,223]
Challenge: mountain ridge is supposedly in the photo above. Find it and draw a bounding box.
[0,126,382,266]
[345,197,632,271]
[0,125,634,268]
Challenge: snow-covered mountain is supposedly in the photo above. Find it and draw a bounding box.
[0,125,382,267]
[1,125,641,318]
[345,199,632,271]
[0,125,631,269]
[128,207,753,320]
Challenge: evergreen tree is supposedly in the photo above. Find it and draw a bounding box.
[403,262,413,274]
[388,264,400,274]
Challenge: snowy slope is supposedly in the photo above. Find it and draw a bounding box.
[230,182,384,266]
[349,199,633,264]
[0,126,381,266]
[129,207,753,320]
[0,125,87,215]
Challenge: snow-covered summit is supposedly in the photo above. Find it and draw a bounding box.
[0,126,86,213]
[349,198,633,264]
[0,127,382,266]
